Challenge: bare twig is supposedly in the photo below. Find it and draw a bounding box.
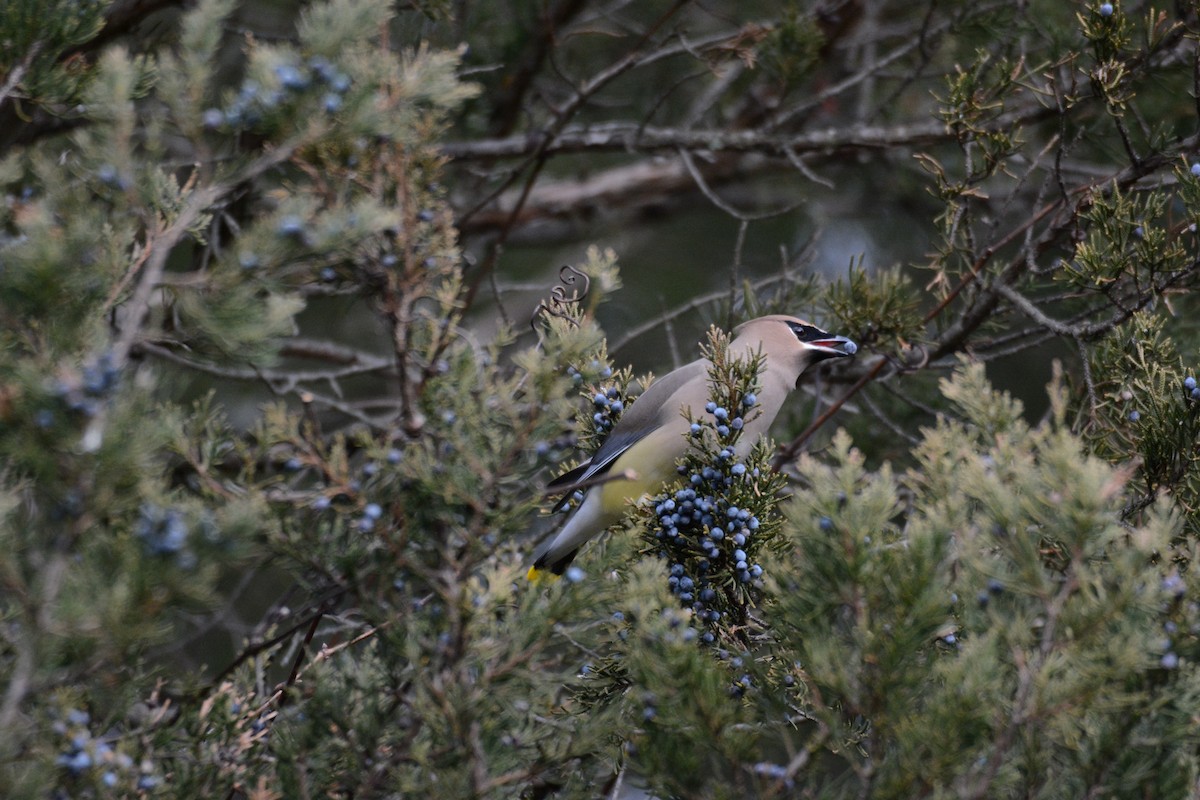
[111,142,310,368]
[0,40,42,112]
[442,111,1050,162]
[677,147,804,222]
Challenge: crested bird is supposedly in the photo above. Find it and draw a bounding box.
[528,315,857,580]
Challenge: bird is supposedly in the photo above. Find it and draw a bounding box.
[527,315,857,580]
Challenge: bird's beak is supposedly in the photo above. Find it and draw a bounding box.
[806,335,858,359]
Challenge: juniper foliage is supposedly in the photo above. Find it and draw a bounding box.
[3,1,1200,799]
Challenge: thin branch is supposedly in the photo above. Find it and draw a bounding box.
[606,267,812,353]
[677,146,803,221]
[995,284,1106,338]
[442,111,1051,162]
[0,40,42,112]
[137,341,393,385]
[111,141,311,369]
[455,1,693,228]
[0,541,71,740]
[766,4,959,131]
[772,356,889,469]
[199,587,346,699]
[68,0,185,58]
[486,0,591,136]
[858,389,921,446]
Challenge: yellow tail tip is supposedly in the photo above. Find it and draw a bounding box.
[526,565,559,584]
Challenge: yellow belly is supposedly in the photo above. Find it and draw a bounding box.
[597,435,681,518]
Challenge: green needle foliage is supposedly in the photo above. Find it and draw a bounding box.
[770,366,1196,798]
[4,1,1200,799]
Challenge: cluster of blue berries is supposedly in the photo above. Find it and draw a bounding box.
[569,361,631,458]
[1159,628,1181,670]
[713,647,756,697]
[1162,571,1186,599]
[308,449,404,537]
[204,56,353,131]
[1184,374,1199,401]
[134,503,197,569]
[81,353,120,398]
[590,385,625,435]
[356,500,384,532]
[277,214,307,241]
[976,577,1005,608]
[566,361,613,387]
[1159,573,1190,669]
[533,433,577,463]
[644,390,776,640]
[693,395,754,442]
[95,163,130,192]
[51,352,121,421]
[639,691,658,722]
[51,708,159,792]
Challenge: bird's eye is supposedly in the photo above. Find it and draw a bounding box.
[787,322,828,342]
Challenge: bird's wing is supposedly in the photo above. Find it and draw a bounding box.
[547,359,708,506]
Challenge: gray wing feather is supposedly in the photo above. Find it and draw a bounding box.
[548,359,707,497]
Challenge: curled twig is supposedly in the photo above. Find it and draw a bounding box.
[529,264,591,335]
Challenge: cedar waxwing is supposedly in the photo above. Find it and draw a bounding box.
[528,315,857,579]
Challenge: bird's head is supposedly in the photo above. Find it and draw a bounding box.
[732,315,858,387]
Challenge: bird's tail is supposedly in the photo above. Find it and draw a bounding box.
[526,547,580,583]
[526,565,557,583]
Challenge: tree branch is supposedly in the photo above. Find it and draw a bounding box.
[443,112,1051,162]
